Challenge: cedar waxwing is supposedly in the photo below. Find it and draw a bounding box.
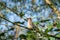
[27,18,33,29]
[27,18,39,32]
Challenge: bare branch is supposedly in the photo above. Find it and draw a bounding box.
[0,15,28,29]
[45,0,60,19]
[0,2,26,20]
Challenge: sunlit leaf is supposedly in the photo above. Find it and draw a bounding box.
[56,34,60,37]
[27,30,37,40]
[49,37,55,40]
[57,23,60,29]
[47,22,53,30]
[33,22,39,25]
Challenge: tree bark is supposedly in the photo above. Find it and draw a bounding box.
[14,24,20,40]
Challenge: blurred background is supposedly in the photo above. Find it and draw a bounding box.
[0,0,60,40]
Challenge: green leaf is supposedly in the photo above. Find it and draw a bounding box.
[45,28,53,34]
[57,23,60,29]
[44,22,53,34]
[33,22,39,25]
[56,34,60,37]
[47,22,53,31]
[26,30,37,40]
[49,37,55,40]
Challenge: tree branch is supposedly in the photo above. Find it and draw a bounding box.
[0,2,26,21]
[45,0,60,19]
[0,16,28,29]
[45,33,60,39]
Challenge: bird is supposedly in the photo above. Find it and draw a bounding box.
[27,18,33,29]
[27,18,39,32]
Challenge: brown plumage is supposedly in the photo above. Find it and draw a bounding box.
[27,18,33,29]
[27,18,39,32]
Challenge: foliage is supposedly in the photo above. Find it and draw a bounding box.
[19,34,26,39]
[26,30,37,40]
[57,22,60,29]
